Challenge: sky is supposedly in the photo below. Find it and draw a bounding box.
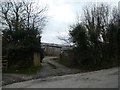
[38,0,119,44]
[0,0,119,44]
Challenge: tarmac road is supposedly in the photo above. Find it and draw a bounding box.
[3,67,119,88]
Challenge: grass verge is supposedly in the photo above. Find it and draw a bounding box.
[3,66,42,75]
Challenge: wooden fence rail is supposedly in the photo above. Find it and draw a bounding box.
[2,56,8,70]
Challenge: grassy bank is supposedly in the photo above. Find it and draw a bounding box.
[59,57,118,72]
[3,66,42,75]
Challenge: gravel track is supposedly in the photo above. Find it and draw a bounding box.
[2,56,81,85]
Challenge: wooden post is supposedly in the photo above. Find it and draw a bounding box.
[2,56,8,70]
[33,52,41,66]
[2,60,8,70]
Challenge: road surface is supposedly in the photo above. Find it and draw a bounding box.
[3,67,119,88]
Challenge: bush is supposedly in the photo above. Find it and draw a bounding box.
[59,49,79,67]
[40,48,45,62]
[59,47,118,71]
[7,45,44,68]
[8,47,33,68]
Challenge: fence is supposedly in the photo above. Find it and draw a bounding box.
[2,56,8,70]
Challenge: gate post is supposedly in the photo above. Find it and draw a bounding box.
[33,52,41,66]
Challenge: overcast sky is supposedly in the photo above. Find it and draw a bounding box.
[1,0,119,44]
[39,0,119,44]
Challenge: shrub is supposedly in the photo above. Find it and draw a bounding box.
[7,44,44,68]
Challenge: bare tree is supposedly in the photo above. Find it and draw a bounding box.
[0,1,47,31]
[82,4,110,44]
[111,7,120,25]
[58,35,72,46]
[23,1,47,33]
[0,2,12,31]
[0,1,47,42]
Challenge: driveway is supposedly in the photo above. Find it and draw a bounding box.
[2,56,81,85]
[3,67,119,88]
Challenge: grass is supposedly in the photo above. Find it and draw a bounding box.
[3,66,42,75]
[58,57,119,72]
[58,58,72,67]
[47,62,57,69]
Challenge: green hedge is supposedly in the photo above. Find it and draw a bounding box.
[59,48,118,71]
[7,45,44,68]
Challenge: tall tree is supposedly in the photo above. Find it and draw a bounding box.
[0,1,47,67]
[83,4,110,45]
[106,7,120,62]
[66,3,118,69]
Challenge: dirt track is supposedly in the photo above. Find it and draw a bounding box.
[2,56,81,85]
